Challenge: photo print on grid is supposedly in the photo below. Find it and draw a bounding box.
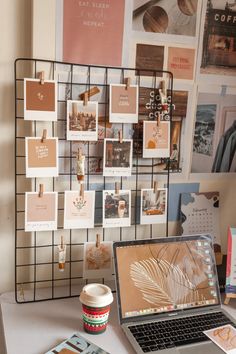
[24,78,57,121]
[141,188,167,225]
[25,137,59,178]
[103,190,131,228]
[67,100,98,141]
[103,138,133,176]
[25,192,58,232]
[83,241,113,279]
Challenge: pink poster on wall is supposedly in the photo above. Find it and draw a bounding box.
[63,0,125,66]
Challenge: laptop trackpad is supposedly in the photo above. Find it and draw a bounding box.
[177,342,223,354]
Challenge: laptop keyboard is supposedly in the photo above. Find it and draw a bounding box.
[128,311,235,352]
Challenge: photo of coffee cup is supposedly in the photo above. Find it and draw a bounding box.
[79,283,113,334]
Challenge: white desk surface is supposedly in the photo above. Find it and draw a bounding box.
[0,292,236,354]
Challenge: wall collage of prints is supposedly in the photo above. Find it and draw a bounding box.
[15,58,173,302]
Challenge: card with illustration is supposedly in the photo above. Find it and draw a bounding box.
[25,192,58,232]
[141,188,167,224]
[64,190,95,229]
[226,227,236,296]
[25,137,58,178]
[103,190,131,228]
[67,100,98,141]
[45,332,110,354]
[109,84,139,123]
[143,121,170,158]
[103,138,133,177]
[83,241,113,279]
[204,325,236,354]
[24,78,57,121]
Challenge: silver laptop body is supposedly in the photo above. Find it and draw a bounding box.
[113,235,236,354]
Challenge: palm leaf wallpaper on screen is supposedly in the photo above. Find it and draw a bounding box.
[130,258,204,307]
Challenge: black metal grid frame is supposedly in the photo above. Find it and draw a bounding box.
[15,58,173,303]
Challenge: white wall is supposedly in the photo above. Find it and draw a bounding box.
[0,0,235,294]
[0,0,32,293]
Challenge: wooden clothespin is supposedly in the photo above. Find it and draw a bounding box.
[153,181,158,194]
[160,80,166,97]
[78,147,83,159]
[157,112,161,127]
[83,92,88,106]
[96,234,101,248]
[80,183,84,199]
[41,129,47,143]
[39,184,44,198]
[61,235,64,249]
[39,71,45,85]
[72,102,78,116]
[125,77,131,90]
[115,182,120,195]
[119,130,123,143]
[79,87,100,100]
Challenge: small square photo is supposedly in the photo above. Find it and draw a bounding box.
[103,138,133,176]
[103,190,131,228]
[24,78,57,121]
[67,100,98,141]
[141,188,167,224]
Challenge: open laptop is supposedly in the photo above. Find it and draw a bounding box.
[113,234,236,354]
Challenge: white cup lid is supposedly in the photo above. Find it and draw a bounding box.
[79,283,113,307]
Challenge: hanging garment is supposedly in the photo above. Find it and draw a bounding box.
[211,120,236,172]
[220,130,236,172]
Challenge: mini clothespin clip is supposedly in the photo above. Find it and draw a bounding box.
[119,130,123,143]
[61,235,64,249]
[125,77,131,90]
[157,112,161,127]
[72,102,78,116]
[115,182,120,195]
[153,181,158,194]
[79,87,100,100]
[83,92,88,106]
[160,80,166,96]
[39,71,45,85]
[41,129,47,143]
[80,183,84,199]
[96,234,101,248]
[39,184,44,198]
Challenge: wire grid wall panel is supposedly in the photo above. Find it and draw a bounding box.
[15,58,173,303]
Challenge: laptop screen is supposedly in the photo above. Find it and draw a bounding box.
[113,235,220,322]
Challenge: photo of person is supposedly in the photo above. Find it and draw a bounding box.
[103,190,131,228]
[103,139,133,176]
[67,100,98,141]
[141,188,167,224]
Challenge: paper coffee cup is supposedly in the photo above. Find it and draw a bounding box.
[80,283,113,334]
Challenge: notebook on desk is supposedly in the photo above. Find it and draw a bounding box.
[113,235,236,354]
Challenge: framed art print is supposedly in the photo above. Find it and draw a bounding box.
[143,121,170,158]
[24,78,57,121]
[141,188,167,224]
[103,138,133,176]
[103,190,131,228]
[109,84,139,123]
[64,190,95,229]
[25,192,58,232]
[25,137,58,178]
[67,100,98,141]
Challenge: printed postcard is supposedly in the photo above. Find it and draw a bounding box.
[103,190,131,228]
